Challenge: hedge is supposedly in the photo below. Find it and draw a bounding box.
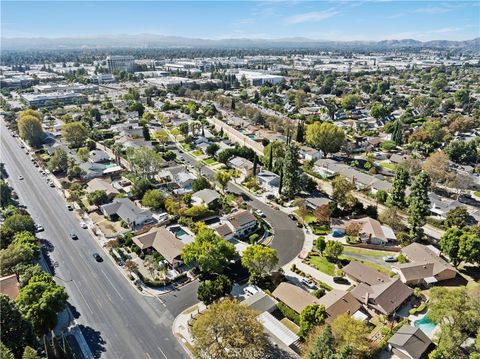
[276,302,300,325]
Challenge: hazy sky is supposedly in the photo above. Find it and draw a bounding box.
[2,1,479,41]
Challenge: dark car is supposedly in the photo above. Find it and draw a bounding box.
[288,214,296,221]
[66,204,73,211]
[333,276,350,285]
[93,253,103,262]
[70,233,78,240]
[296,222,303,228]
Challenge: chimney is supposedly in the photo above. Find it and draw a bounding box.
[364,292,369,305]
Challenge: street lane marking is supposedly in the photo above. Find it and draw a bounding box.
[102,270,125,301]
[72,280,94,315]
[157,346,169,359]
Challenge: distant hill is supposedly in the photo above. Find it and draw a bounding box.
[1,34,479,52]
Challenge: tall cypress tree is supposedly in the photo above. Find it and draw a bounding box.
[281,145,301,198]
[408,171,431,241]
[268,145,273,171]
[278,167,284,195]
[388,167,409,208]
[253,154,258,176]
[392,120,403,145]
[296,120,304,143]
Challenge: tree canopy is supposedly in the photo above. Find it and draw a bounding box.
[306,122,345,156]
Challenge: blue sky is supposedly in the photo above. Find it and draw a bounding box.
[2,1,479,41]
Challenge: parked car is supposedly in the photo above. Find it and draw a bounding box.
[18,175,24,180]
[70,233,78,240]
[333,277,350,285]
[301,278,317,289]
[288,213,296,221]
[80,222,88,229]
[296,222,303,228]
[92,253,103,262]
[49,182,55,188]
[66,204,73,211]
[35,224,44,232]
[383,256,398,262]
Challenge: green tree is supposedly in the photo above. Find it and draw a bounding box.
[391,120,403,145]
[445,140,478,165]
[76,147,89,162]
[87,190,109,206]
[407,171,431,240]
[332,314,371,357]
[182,227,236,273]
[370,102,389,119]
[281,145,301,198]
[206,143,220,157]
[315,237,326,254]
[241,245,278,279]
[388,167,409,209]
[306,122,345,157]
[307,325,335,359]
[0,295,35,358]
[214,170,232,193]
[0,180,12,208]
[341,94,360,111]
[300,304,326,338]
[131,178,152,199]
[141,189,165,210]
[454,88,470,108]
[192,176,211,192]
[445,207,469,228]
[191,299,268,359]
[324,241,343,260]
[332,176,356,211]
[47,148,68,174]
[18,112,45,147]
[179,122,189,137]
[197,275,232,305]
[0,213,36,249]
[22,346,43,359]
[17,274,69,335]
[457,227,480,265]
[0,342,14,359]
[61,122,89,148]
[130,148,164,180]
[262,142,285,173]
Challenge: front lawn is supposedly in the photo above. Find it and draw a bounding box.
[343,246,395,258]
[378,161,396,171]
[294,209,318,225]
[191,150,203,157]
[280,318,299,333]
[203,158,217,165]
[306,255,336,276]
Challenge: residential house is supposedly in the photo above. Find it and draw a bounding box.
[338,167,377,191]
[388,325,432,359]
[242,291,277,313]
[191,189,221,209]
[89,150,111,163]
[299,145,323,162]
[0,274,20,300]
[393,243,456,286]
[101,198,154,229]
[316,289,364,323]
[272,282,319,314]
[132,227,184,267]
[256,170,280,195]
[173,171,196,194]
[86,178,120,199]
[313,158,347,178]
[226,210,257,239]
[348,217,396,245]
[429,193,463,219]
[343,262,413,315]
[213,223,234,241]
[80,162,107,180]
[228,156,254,181]
[305,196,332,211]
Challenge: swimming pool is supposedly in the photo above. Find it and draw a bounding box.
[414,315,437,337]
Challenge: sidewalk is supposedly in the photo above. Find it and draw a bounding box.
[172,302,207,358]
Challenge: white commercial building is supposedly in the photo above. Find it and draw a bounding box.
[236,70,284,86]
[106,55,135,73]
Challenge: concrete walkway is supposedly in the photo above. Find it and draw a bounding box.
[172,302,207,358]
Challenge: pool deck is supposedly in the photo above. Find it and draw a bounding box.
[409,312,440,340]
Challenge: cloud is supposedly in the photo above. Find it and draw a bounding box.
[285,9,340,24]
[414,6,452,14]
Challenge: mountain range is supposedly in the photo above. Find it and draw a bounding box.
[2,34,479,51]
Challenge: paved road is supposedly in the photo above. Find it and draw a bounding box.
[174,148,304,267]
[1,120,188,359]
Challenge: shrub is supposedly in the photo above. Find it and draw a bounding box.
[249,233,260,244]
[276,302,300,325]
[311,288,325,298]
[397,254,408,263]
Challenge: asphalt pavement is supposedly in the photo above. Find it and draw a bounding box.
[1,120,188,359]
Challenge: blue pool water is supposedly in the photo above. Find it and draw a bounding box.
[414,315,437,337]
[248,134,257,139]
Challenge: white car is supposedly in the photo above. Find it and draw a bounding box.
[301,278,317,289]
[18,175,24,180]
[254,209,266,217]
[80,222,88,229]
[244,285,260,297]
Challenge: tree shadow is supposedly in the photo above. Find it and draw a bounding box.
[459,265,480,282]
[39,238,55,252]
[78,324,106,359]
[41,249,56,276]
[67,302,81,320]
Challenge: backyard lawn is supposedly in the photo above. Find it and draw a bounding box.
[306,255,336,276]
[343,246,395,258]
[342,256,395,276]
